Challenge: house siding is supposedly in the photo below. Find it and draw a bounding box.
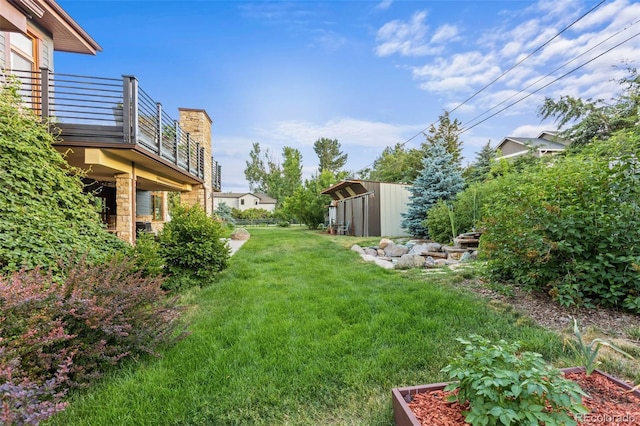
[499,140,526,156]
[40,35,52,69]
[0,32,6,68]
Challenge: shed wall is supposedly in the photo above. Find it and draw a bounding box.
[362,181,380,236]
[380,183,411,237]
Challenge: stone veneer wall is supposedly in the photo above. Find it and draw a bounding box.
[180,184,206,211]
[179,108,213,214]
[115,173,134,244]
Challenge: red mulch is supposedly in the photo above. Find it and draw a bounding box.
[408,371,640,425]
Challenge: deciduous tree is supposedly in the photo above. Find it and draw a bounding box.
[313,137,348,174]
[365,143,423,183]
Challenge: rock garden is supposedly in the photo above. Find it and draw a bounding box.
[350,232,481,270]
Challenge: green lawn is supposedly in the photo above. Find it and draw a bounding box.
[49,227,576,425]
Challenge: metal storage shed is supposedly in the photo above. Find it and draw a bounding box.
[321,180,411,237]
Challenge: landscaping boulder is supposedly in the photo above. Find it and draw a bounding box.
[351,244,365,254]
[425,242,442,252]
[408,243,430,255]
[230,228,250,240]
[395,254,426,269]
[424,256,436,268]
[383,242,409,257]
[379,238,393,249]
[363,247,378,256]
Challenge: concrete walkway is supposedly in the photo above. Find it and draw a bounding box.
[223,238,248,256]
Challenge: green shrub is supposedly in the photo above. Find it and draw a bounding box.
[426,182,494,244]
[442,335,587,426]
[0,79,126,274]
[158,204,229,290]
[425,200,455,244]
[128,231,164,277]
[480,131,640,312]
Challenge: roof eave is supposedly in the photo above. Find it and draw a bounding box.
[36,0,102,55]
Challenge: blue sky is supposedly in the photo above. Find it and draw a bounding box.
[54,0,640,193]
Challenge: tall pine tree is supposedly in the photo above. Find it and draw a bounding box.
[402,143,465,237]
[464,141,496,183]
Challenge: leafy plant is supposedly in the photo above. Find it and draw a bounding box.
[1,257,187,387]
[0,351,71,426]
[128,231,164,277]
[570,318,632,375]
[158,204,229,290]
[480,131,640,312]
[442,335,588,426]
[0,80,126,275]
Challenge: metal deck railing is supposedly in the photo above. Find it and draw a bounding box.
[4,67,222,183]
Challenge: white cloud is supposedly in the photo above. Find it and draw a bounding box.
[216,118,424,192]
[310,30,348,52]
[413,52,502,93]
[430,24,459,44]
[510,123,552,138]
[376,0,393,11]
[375,11,435,56]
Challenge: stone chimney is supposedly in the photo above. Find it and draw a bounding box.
[178,108,213,214]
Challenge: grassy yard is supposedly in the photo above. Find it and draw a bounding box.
[49,227,579,425]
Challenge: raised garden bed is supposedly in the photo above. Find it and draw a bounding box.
[392,367,640,426]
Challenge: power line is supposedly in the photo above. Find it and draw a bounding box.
[460,16,640,133]
[354,0,606,175]
[460,30,640,135]
[450,0,607,115]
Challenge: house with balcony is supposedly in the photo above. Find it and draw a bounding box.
[1,0,221,244]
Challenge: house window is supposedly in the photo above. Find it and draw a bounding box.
[152,192,164,221]
[9,31,39,109]
[240,199,245,206]
[10,32,36,71]
[254,199,259,206]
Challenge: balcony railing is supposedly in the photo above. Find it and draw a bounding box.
[5,67,217,182]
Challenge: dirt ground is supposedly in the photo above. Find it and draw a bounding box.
[452,275,640,340]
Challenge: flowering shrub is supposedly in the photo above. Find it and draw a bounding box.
[0,256,188,423]
[0,352,71,426]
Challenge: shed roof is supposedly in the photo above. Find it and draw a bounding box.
[321,180,370,201]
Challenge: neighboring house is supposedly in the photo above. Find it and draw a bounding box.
[495,131,567,159]
[321,180,411,237]
[213,192,277,213]
[1,0,222,244]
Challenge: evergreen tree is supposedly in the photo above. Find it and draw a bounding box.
[402,143,465,237]
[538,67,639,148]
[464,141,496,183]
[422,111,463,168]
